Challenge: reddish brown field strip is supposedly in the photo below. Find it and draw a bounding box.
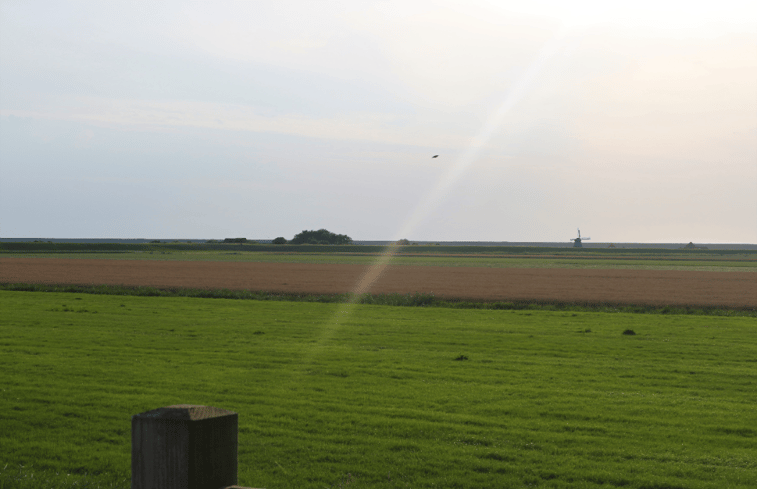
[2,257,755,308]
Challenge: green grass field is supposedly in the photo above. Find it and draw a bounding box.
[1,290,756,488]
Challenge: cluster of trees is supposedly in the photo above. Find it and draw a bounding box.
[272,229,352,245]
[200,230,352,245]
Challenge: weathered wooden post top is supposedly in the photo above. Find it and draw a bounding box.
[132,404,250,489]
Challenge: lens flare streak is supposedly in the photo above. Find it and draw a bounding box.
[314,30,570,351]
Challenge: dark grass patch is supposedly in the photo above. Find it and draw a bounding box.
[0,464,129,488]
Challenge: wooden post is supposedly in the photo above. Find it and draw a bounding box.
[132,405,238,489]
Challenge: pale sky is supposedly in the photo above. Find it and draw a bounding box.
[1,0,756,242]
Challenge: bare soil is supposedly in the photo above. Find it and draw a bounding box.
[2,258,755,308]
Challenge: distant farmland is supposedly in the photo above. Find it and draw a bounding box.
[0,257,755,310]
[1,242,756,310]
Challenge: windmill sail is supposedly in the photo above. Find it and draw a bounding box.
[571,229,589,248]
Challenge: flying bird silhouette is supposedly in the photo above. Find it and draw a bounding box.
[432,155,439,158]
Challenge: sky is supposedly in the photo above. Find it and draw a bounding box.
[1,1,756,243]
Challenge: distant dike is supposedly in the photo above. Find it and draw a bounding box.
[1,238,755,251]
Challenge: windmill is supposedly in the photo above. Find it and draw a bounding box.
[571,229,590,248]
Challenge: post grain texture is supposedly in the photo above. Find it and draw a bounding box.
[132,404,238,489]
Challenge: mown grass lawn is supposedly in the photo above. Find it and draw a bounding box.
[1,290,756,488]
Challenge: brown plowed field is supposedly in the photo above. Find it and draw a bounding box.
[2,257,755,308]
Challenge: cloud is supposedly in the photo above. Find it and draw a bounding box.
[1,97,470,149]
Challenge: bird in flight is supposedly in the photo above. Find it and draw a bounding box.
[432,155,439,158]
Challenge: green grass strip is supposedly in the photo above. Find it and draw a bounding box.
[1,282,753,317]
[3,241,757,256]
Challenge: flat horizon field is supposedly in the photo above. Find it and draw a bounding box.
[2,242,756,273]
[1,290,755,488]
[3,251,757,273]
